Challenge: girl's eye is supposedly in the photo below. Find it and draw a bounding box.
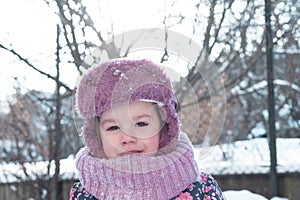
[135,122,149,127]
[106,126,120,131]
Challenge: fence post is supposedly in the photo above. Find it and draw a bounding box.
[264,0,278,197]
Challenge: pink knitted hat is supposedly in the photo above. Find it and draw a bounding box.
[76,58,179,157]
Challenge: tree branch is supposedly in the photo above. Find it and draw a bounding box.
[0,44,72,92]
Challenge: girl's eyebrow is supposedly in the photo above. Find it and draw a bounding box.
[132,114,151,121]
[100,119,116,126]
[100,114,152,126]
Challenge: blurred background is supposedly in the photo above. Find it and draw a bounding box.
[0,0,299,199]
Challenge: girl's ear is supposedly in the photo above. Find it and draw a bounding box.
[158,106,167,122]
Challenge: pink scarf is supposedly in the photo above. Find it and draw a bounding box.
[75,133,199,200]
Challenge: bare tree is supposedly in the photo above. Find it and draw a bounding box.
[162,0,300,143]
[0,24,80,200]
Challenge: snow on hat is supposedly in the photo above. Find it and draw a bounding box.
[75,58,179,157]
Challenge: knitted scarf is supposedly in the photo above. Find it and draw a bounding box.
[75,133,199,200]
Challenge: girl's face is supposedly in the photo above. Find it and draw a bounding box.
[98,101,163,159]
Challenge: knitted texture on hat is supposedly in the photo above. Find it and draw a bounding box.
[76,59,179,157]
[75,133,199,200]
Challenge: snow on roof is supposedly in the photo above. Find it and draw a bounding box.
[0,138,299,183]
[194,138,300,175]
[0,155,77,184]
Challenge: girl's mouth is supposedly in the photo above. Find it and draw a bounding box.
[120,150,144,155]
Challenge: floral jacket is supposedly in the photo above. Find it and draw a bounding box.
[70,172,226,200]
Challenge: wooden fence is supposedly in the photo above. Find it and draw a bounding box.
[216,173,300,200]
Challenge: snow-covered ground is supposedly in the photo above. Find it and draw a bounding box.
[224,190,289,200]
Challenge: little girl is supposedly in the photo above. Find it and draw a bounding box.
[70,58,226,200]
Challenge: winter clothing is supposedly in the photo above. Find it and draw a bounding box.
[71,58,226,200]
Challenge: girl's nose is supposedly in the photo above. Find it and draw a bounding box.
[120,131,137,145]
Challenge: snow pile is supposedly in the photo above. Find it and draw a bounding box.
[224,190,289,200]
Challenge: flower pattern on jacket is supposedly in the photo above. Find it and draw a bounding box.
[172,173,225,200]
[69,172,226,200]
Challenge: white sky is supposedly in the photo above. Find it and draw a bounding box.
[0,0,59,103]
[0,0,193,111]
